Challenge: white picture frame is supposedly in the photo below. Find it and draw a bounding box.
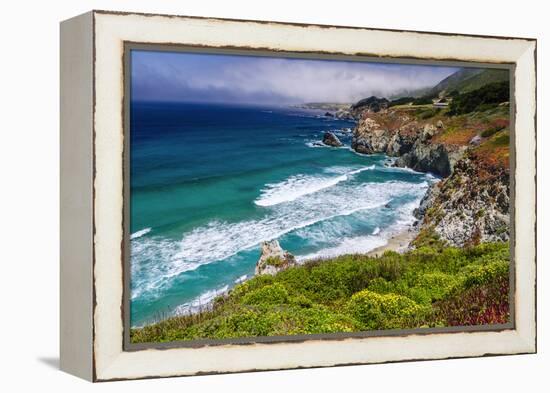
[60,10,536,381]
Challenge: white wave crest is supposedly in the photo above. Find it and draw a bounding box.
[379,166,441,182]
[297,198,424,262]
[131,179,429,301]
[173,285,230,316]
[130,227,151,240]
[254,165,375,207]
[305,141,348,149]
[234,274,248,284]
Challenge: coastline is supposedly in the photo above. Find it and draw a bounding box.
[366,228,418,257]
[165,225,420,323]
[130,67,513,341]
[137,101,510,326]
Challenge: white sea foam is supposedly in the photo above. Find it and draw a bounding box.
[254,165,375,207]
[393,200,423,229]
[297,193,426,262]
[130,237,185,300]
[379,166,424,175]
[305,140,348,149]
[173,285,230,316]
[234,274,248,284]
[131,179,429,301]
[130,227,151,240]
[379,166,441,182]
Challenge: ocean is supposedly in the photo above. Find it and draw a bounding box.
[130,101,436,327]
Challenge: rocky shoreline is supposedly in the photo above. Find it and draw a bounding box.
[149,102,512,326]
[351,102,510,247]
[251,98,510,277]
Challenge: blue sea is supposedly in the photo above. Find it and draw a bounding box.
[130,101,435,327]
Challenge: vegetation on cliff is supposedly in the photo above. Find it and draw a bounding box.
[131,242,510,343]
[408,68,509,102]
[351,84,510,247]
[448,81,509,115]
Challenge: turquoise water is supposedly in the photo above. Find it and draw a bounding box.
[130,102,435,327]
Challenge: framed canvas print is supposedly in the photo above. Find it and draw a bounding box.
[60,10,537,381]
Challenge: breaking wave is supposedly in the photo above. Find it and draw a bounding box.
[130,227,151,240]
[130,176,429,302]
[254,165,375,207]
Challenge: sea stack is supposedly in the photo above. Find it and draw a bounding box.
[322,131,343,147]
[255,240,297,276]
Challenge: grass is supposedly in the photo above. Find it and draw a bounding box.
[131,242,510,343]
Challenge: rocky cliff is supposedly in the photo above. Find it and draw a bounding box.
[351,105,510,247]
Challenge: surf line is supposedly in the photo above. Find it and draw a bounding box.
[254,165,375,207]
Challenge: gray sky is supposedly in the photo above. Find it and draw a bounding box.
[131,50,459,105]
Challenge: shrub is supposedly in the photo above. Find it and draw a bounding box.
[347,289,427,330]
[229,274,274,299]
[366,269,462,306]
[411,227,446,249]
[419,108,440,119]
[414,272,462,301]
[241,283,289,305]
[412,96,434,105]
[463,261,509,289]
[290,294,314,308]
[448,81,509,115]
[389,96,415,107]
[481,123,506,138]
[491,133,510,147]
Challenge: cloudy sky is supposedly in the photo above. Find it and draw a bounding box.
[131,50,459,105]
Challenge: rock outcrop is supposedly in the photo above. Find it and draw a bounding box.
[351,115,455,177]
[322,131,343,147]
[351,118,393,154]
[255,240,297,276]
[415,158,510,247]
[350,103,510,247]
[350,96,389,116]
[394,143,467,178]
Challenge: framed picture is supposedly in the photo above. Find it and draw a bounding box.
[60,10,537,381]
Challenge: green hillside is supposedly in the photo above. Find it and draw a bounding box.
[131,242,510,343]
[429,68,483,96]
[401,68,510,103]
[432,68,510,97]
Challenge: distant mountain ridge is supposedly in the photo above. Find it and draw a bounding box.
[427,68,509,98]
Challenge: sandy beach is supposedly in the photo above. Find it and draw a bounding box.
[366,228,418,257]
